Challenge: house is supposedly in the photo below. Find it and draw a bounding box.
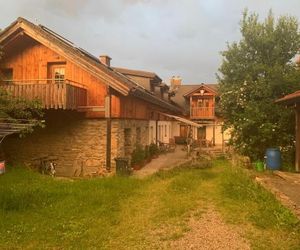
[0,17,182,176]
[169,76,230,147]
[112,67,202,145]
[276,91,300,172]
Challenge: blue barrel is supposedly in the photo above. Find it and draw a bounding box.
[265,148,281,170]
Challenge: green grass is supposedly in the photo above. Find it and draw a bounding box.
[0,161,300,249]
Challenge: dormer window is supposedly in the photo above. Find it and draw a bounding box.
[160,88,164,99]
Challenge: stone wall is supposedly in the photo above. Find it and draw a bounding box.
[3,111,107,176]
[3,111,150,176]
[110,119,149,170]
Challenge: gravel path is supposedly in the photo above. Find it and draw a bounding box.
[132,145,190,178]
[168,207,250,250]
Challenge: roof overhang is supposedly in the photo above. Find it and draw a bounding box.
[130,88,183,113]
[183,84,217,97]
[161,113,202,127]
[276,90,300,106]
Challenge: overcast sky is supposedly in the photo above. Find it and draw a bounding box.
[1,0,300,84]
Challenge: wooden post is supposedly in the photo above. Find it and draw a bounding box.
[212,122,216,146]
[295,104,300,172]
[221,126,224,153]
[155,119,158,145]
[105,87,112,171]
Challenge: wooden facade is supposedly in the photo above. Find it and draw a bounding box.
[185,86,216,120]
[0,25,180,120]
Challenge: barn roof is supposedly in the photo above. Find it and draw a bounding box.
[112,67,162,83]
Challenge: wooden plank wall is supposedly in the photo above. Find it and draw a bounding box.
[2,35,106,112]
[1,34,172,120]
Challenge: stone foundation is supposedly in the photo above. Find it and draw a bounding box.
[3,111,149,177]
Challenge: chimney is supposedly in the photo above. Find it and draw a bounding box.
[99,55,111,67]
[170,76,182,90]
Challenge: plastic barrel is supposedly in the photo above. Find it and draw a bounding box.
[265,148,281,170]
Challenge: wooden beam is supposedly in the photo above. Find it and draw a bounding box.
[295,104,300,172]
[77,106,105,112]
[106,87,112,171]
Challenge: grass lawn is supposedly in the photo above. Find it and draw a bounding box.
[0,160,300,249]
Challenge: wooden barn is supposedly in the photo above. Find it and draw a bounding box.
[0,17,182,176]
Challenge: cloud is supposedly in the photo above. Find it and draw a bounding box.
[1,0,300,83]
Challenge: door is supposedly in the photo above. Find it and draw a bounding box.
[47,63,66,83]
[180,125,188,138]
[197,126,206,140]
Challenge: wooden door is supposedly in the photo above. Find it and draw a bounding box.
[47,63,66,83]
[180,125,188,138]
[198,126,206,140]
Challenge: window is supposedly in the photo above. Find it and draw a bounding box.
[0,68,13,81]
[160,88,164,99]
[150,83,155,93]
[165,125,167,137]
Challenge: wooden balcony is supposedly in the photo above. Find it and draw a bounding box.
[0,79,87,110]
[190,107,215,119]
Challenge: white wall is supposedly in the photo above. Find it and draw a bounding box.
[206,124,231,145]
[148,120,157,144]
[157,121,172,143]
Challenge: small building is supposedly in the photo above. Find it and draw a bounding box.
[276,91,300,172]
[169,77,230,146]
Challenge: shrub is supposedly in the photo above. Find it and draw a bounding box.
[149,143,159,157]
[131,145,145,167]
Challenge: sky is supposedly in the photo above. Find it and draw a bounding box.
[0,0,300,84]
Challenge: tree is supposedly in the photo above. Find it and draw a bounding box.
[218,10,300,162]
[0,46,44,134]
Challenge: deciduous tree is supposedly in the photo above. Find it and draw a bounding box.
[218,10,300,161]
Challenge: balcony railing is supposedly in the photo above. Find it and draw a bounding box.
[0,79,87,110]
[190,107,215,119]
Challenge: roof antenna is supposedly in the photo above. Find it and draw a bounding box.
[34,18,39,24]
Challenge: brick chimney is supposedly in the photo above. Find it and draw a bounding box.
[99,55,111,67]
[170,76,182,90]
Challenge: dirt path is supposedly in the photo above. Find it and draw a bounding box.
[167,206,250,250]
[132,145,190,178]
[256,171,300,219]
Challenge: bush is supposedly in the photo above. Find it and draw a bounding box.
[131,145,145,167]
[144,145,150,160]
[149,143,159,157]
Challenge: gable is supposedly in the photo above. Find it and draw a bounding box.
[183,84,217,97]
[0,18,132,95]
